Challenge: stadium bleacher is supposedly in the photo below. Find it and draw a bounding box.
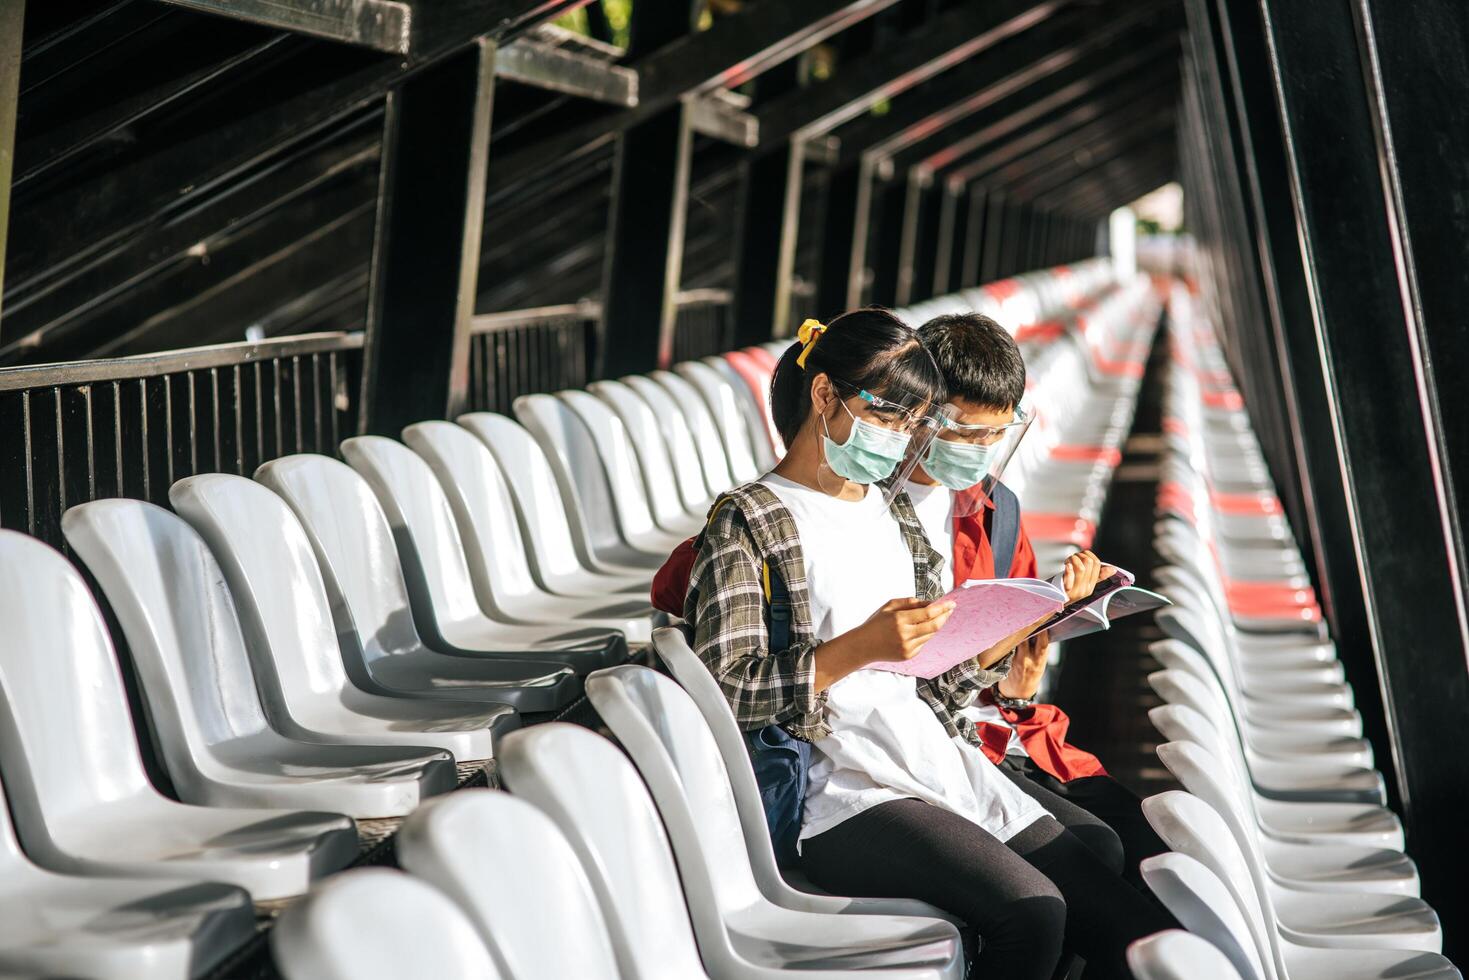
[0,257,1457,978]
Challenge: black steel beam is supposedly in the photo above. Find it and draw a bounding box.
[153,0,412,53]
[487,0,908,195]
[0,0,22,334]
[989,112,1177,202]
[496,25,637,106]
[1353,0,1469,614]
[1255,0,1469,949]
[896,175,941,306]
[731,64,801,345]
[929,58,1179,185]
[872,5,1179,172]
[361,39,494,435]
[814,162,863,317]
[1036,145,1176,218]
[757,0,1066,145]
[932,184,964,297]
[596,1,697,378]
[959,185,988,288]
[926,33,1179,183]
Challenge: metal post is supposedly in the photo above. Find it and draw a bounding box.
[732,140,804,346]
[868,176,906,307]
[981,189,1008,283]
[597,0,698,377]
[732,64,803,346]
[361,38,495,436]
[0,0,22,335]
[933,184,965,297]
[960,185,989,287]
[895,171,939,307]
[1257,0,1469,948]
[815,162,863,317]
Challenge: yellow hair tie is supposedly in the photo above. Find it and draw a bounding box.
[795,318,827,369]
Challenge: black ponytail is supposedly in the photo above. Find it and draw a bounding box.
[769,308,945,448]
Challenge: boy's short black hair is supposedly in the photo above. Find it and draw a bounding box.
[917,313,1026,411]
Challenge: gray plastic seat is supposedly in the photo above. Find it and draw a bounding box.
[673,360,763,483]
[518,392,689,555]
[1136,819,1459,980]
[171,474,513,762]
[272,868,502,980]
[1147,701,1401,849]
[644,370,738,497]
[619,374,716,513]
[398,790,621,979]
[341,434,636,661]
[586,664,964,979]
[588,379,712,525]
[651,628,957,922]
[63,499,457,819]
[456,411,653,590]
[1152,743,1425,912]
[703,356,779,472]
[0,760,255,979]
[497,723,712,980]
[402,422,656,641]
[258,453,584,713]
[0,530,358,901]
[1127,930,1246,980]
[513,393,673,569]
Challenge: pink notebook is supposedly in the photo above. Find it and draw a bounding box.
[868,578,1066,680]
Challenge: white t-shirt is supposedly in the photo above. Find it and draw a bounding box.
[760,474,1047,846]
[904,478,1029,758]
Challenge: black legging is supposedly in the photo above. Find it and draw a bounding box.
[800,801,1177,980]
[997,755,1170,891]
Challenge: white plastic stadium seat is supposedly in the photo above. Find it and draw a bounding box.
[586,663,964,979]
[171,474,512,762]
[651,627,959,923]
[64,499,458,819]
[1127,929,1246,980]
[272,869,502,980]
[0,760,255,980]
[496,723,712,980]
[456,411,653,588]
[617,374,718,512]
[257,453,583,714]
[402,421,656,639]
[674,360,762,484]
[0,530,358,901]
[646,369,738,496]
[398,790,621,979]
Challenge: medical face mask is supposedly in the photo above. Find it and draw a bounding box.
[922,436,998,491]
[821,399,913,484]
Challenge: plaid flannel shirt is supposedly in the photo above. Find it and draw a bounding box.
[685,479,1012,745]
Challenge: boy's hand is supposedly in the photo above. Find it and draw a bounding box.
[1060,550,1113,602]
[998,631,1049,700]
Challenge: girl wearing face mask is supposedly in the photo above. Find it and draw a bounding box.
[685,309,1174,980]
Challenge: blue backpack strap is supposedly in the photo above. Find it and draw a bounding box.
[989,480,1022,579]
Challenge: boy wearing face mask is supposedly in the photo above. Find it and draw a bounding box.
[908,312,1168,889]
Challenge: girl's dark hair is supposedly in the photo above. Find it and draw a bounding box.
[769,308,945,448]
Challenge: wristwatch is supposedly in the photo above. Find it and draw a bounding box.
[993,692,1035,711]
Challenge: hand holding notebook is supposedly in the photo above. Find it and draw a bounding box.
[866,567,1170,679]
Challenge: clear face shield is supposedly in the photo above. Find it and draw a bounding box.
[906,399,1036,519]
[812,376,958,514]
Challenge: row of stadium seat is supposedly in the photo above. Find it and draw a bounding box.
[1124,284,1459,979]
[0,259,1150,977]
[267,268,1171,977]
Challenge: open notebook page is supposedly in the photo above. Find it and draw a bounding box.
[867,577,1065,680]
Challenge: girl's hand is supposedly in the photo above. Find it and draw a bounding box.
[998,631,1049,699]
[855,597,957,663]
[815,597,956,691]
[1060,550,1112,602]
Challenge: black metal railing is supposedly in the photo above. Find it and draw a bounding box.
[466,301,600,415]
[670,288,733,364]
[467,290,735,413]
[0,333,363,550]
